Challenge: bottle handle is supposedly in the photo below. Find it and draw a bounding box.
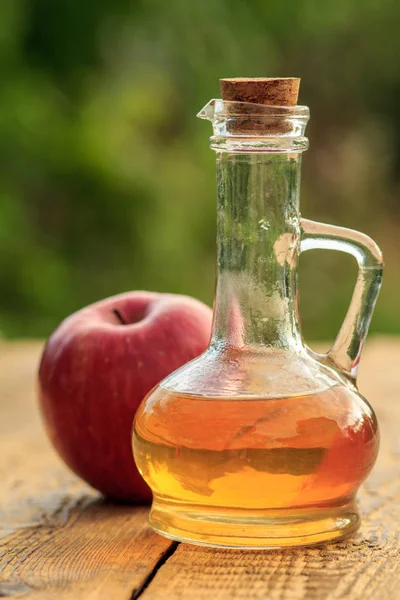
[300,218,384,381]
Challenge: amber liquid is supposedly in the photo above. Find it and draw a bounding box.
[134,385,378,512]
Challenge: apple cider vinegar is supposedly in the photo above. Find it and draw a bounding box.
[133,383,378,546]
[132,78,383,547]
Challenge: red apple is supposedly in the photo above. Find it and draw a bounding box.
[38,291,212,502]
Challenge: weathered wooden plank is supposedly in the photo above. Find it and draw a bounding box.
[1,338,399,600]
[140,337,400,600]
[0,341,173,600]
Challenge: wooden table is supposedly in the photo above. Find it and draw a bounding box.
[1,339,399,600]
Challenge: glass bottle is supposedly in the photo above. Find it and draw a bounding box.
[132,98,383,548]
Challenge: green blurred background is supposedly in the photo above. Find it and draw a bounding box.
[0,0,398,339]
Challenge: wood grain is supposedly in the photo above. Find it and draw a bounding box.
[140,337,400,600]
[0,338,399,600]
[0,341,173,599]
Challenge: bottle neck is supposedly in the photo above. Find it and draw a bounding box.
[211,151,303,351]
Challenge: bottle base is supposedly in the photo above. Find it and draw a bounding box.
[149,496,360,549]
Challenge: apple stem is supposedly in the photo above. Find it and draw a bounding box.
[112,308,127,325]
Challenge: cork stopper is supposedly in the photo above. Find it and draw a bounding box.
[220,78,300,106]
[219,77,300,134]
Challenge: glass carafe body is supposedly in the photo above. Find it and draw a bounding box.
[133,100,383,548]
